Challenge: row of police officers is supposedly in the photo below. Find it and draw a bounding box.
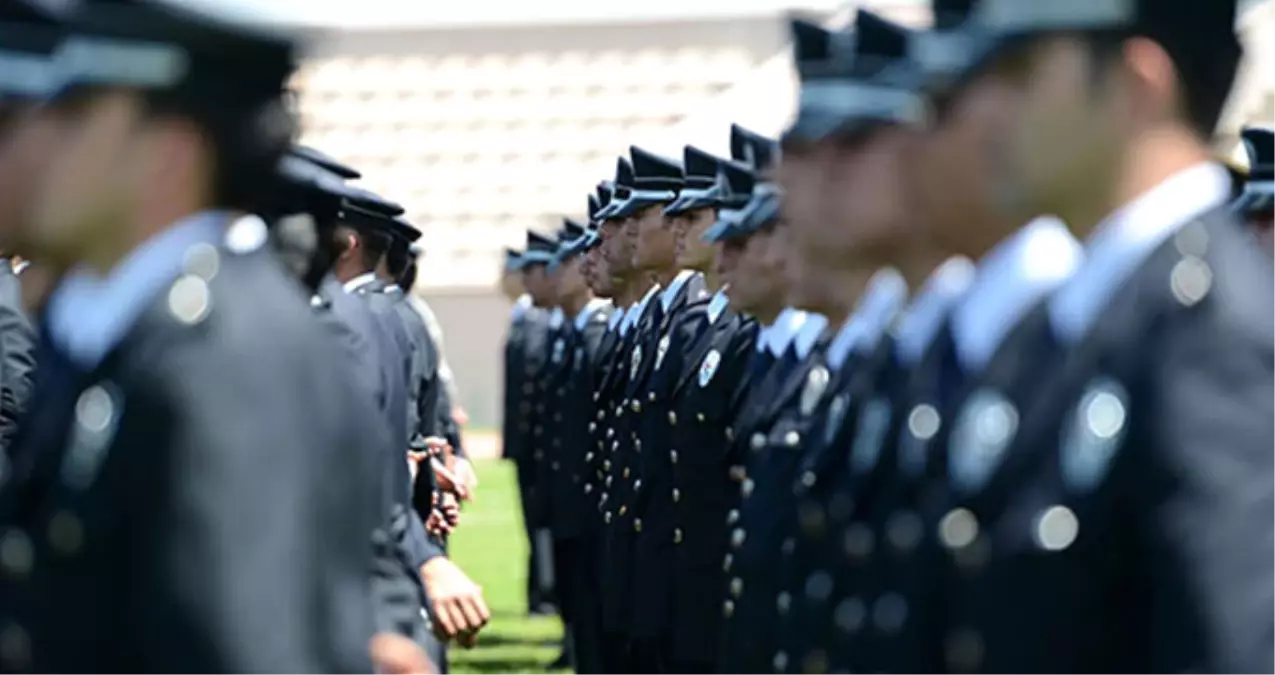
[501,0,1275,672]
[0,0,490,672]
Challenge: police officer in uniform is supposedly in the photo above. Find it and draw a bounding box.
[544,221,612,673]
[611,145,718,671]
[922,0,1272,671]
[718,176,832,674]
[517,229,562,616]
[766,15,919,673]
[0,1,378,669]
[594,152,666,670]
[660,147,760,673]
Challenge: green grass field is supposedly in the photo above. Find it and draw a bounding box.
[449,460,567,674]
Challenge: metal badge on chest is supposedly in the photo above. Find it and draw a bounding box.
[849,397,891,475]
[1059,377,1129,494]
[630,345,643,380]
[948,388,1019,494]
[800,365,830,417]
[655,335,670,371]
[62,383,123,490]
[698,349,721,387]
[822,393,849,446]
[898,402,940,478]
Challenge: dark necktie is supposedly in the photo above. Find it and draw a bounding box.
[932,323,965,414]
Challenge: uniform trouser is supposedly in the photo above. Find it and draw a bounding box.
[554,535,604,674]
[600,632,632,674]
[627,638,664,673]
[669,658,714,673]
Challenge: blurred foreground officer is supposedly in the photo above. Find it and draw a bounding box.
[544,225,612,673]
[515,230,561,616]
[928,0,1273,671]
[0,1,45,451]
[661,154,759,674]
[0,0,381,671]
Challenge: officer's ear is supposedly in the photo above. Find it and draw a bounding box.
[332,226,360,262]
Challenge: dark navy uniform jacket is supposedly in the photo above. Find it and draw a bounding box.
[719,310,829,674]
[665,292,757,665]
[933,172,1273,674]
[0,215,377,672]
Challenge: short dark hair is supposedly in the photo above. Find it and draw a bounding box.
[1084,26,1241,138]
[400,260,418,290]
[140,86,296,214]
[386,241,411,279]
[331,224,389,272]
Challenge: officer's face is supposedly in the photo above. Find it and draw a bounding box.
[776,143,833,250]
[729,231,768,312]
[555,255,587,300]
[522,264,553,306]
[817,124,915,265]
[585,245,612,296]
[499,270,523,300]
[714,239,743,288]
[989,35,1127,226]
[0,102,60,253]
[632,203,676,271]
[918,71,1020,257]
[602,219,633,279]
[673,208,717,270]
[30,90,158,268]
[737,223,789,313]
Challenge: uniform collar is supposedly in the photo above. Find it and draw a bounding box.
[659,269,697,312]
[766,308,801,356]
[47,210,232,369]
[951,216,1082,373]
[826,268,909,372]
[607,308,625,332]
[1050,161,1230,344]
[548,306,565,329]
[792,310,829,361]
[707,289,730,325]
[574,297,612,330]
[621,283,662,335]
[894,256,975,367]
[511,294,533,320]
[343,271,379,294]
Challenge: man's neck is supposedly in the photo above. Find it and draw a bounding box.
[561,290,593,319]
[335,262,373,285]
[898,244,946,301]
[1066,126,1210,241]
[651,264,679,290]
[819,266,874,327]
[684,259,719,291]
[752,303,782,326]
[85,203,198,275]
[629,275,656,304]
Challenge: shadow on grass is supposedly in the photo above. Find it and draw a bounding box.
[470,633,561,648]
[452,659,570,675]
